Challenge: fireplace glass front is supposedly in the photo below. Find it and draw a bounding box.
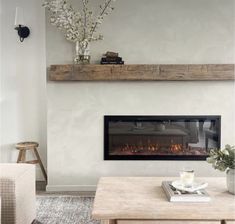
[104,116,221,160]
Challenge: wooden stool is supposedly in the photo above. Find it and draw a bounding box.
[16,142,47,182]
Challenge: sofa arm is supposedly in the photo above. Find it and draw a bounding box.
[0,164,36,224]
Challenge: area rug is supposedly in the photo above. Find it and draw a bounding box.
[34,196,100,224]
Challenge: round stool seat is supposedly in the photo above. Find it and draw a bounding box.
[16,141,39,150]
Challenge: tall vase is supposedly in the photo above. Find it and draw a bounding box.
[226,168,235,194]
[74,40,90,64]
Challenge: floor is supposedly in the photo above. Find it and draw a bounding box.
[35,183,98,224]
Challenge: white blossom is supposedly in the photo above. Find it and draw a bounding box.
[43,0,115,43]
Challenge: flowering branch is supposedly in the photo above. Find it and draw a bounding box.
[89,0,114,40]
[43,0,115,43]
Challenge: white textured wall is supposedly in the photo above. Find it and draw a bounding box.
[47,0,235,191]
[0,0,47,180]
[47,0,234,64]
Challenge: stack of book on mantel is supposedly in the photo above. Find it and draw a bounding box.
[162,181,211,202]
[100,51,124,64]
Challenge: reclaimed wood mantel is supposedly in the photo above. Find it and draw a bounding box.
[49,64,235,81]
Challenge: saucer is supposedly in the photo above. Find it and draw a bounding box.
[171,180,208,193]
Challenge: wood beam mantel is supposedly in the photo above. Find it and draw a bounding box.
[49,64,234,81]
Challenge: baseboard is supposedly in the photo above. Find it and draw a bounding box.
[46,184,97,192]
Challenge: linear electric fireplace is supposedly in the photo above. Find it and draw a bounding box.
[104,115,221,160]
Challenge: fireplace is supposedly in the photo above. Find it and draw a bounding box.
[104,115,221,160]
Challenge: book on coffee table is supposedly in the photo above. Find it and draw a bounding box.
[162,181,211,202]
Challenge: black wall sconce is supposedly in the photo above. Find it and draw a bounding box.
[14,7,30,42]
[15,25,30,42]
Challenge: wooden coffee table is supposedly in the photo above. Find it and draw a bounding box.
[92,177,235,224]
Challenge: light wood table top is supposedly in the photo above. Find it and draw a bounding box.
[92,177,235,221]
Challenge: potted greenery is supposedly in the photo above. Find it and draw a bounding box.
[207,145,235,194]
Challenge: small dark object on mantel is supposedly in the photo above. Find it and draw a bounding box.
[101,51,124,64]
[105,51,119,57]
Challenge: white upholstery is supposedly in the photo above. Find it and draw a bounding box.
[0,196,1,224]
[0,164,36,224]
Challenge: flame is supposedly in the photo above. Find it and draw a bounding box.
[147,144,159,152]
[119,143,183,154]
[121,144,159,153]
[170,144,183,153]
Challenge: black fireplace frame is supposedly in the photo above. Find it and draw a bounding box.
[104,115,221,160]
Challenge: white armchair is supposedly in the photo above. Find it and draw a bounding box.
[0,164,36,224]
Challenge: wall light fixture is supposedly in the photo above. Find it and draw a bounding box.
[14,7,30,42]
